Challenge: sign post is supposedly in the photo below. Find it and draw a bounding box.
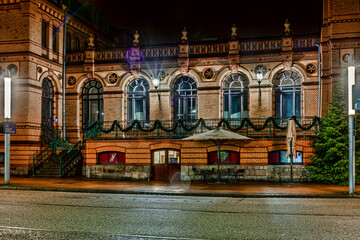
[348,54,356,194]
[4,69,11,185]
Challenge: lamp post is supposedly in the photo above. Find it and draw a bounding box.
[4,69,11,185]
[62,2,69,141]
[348,54,355,194]
[315,43,321,117]
[256,72,263,99]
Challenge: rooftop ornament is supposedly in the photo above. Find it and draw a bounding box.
[133,30,140,46]
[181,27,188,43]
[231,24,237,39]
[87,34,95,50]
[284,19,291,37]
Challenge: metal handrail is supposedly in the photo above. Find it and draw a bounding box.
[60,140,82,177]
[32,141,56,176]
[83,116,318,140]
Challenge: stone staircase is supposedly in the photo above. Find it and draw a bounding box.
[35,154,62,178]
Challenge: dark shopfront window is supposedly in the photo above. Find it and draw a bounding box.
[208,151,240,165]
[268,150,303,165]
[98,152,125,164]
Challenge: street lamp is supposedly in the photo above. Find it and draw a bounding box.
[348,54,355,194]
[151,78,160,100]
[256,71,263,98]
[4,69,11,185]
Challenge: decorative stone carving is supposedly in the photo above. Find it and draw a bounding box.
[203,68,215,80]
[68,76,76,85]
[108,73,118,84]
[7,64,18,77]
[306,63,317,74]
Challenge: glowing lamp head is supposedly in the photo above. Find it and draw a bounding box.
[152,78,160,89]
[4,76,11,119]
[256,72,263,84]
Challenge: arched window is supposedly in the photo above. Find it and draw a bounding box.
[127,78,149,121]
[41,78,53,128]
[173,76,197,120]
[223,73,249,119]
[82,80,103,126]
[275,71,301,118]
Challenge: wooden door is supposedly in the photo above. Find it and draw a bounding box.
[152,149,181,181]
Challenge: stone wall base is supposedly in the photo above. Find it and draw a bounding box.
[83,165,151,180]
[0,167,30,176]
[182,165,312,183]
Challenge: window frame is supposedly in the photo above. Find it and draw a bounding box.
[41,20,47,48]
[98,152,125,165]
[208,150,240,165]
[152,149,181,165]
[274,71,301,118]
[82,80,103,126]
[268,150,303,165]
[223,73,249,119]
[127,78,150,121]
[52,25,57,52]
[173,76,197,120]
[41,78,53,129]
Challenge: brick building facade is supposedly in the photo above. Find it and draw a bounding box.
[0,0,359,182]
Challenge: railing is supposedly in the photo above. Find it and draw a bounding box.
[66,36,318,64]
[32,141,56,176]
[60,140,82,177]
[41,123,62,146]
[83,116,320,141]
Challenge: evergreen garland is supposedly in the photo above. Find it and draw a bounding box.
[84,116,320,138]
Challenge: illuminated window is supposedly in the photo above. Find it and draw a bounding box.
[173,76,197,120]
[98,152,125,164]
[275,71,301,118]
[268,150,303,165]
[223,73,249,119]
[153,149,180,164]
[82,81,103,126]
[208,151,240,165]
[127,79,149,121]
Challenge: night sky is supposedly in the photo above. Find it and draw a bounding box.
[79,0,323,45]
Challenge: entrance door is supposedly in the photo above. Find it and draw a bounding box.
[152,149,180,181]
[41,78,53,129]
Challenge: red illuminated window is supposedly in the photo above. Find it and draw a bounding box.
[208,151,239,165]
[98,152,125,164]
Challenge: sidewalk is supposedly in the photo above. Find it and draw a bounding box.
[0,176,359,198]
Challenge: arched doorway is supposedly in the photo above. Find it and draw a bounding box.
[41,78,53,129]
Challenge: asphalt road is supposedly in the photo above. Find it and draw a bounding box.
[0,190,359,240]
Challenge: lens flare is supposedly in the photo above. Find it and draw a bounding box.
[52,1,88,40]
